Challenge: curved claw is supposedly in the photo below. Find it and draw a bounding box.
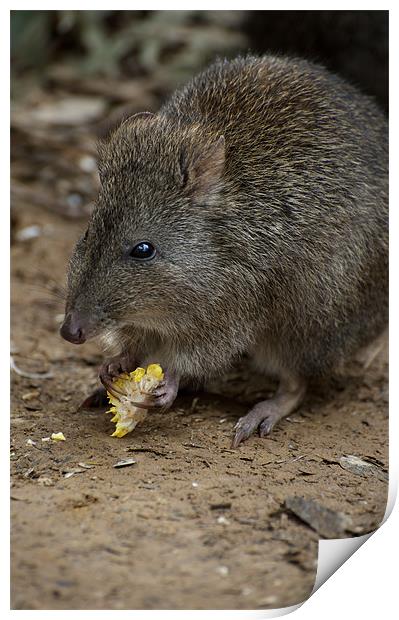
[151,393,174,410]
[98,353,137,399]
[231,419,253,448]
[99,373,125,399]
[123,397,152,410]
[231,411,279,448]
[124,392,173,410]
[153,381,166,391]
[259,415,278,437]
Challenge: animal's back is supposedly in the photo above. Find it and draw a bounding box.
[162,55,388,377]
[161,54,387,185]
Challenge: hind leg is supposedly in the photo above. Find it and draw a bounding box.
[232,371,306,448]
[79,387,109,410]
[355,328,388,369]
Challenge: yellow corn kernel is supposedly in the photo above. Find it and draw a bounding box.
[130,367,146,382]
[146,364,164,380]
[106,364,164,438]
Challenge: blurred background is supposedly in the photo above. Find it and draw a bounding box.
[11,9,388,228]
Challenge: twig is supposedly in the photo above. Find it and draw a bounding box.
[10,356,53,380]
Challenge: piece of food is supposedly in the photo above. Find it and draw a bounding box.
[107,364,164,438]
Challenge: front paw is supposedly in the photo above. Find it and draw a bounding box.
[146,371,179,411]
[99,354,135,397]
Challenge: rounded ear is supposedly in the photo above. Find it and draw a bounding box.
[120,111,155,128]
[97,110,155,141]
[180,135,225,202]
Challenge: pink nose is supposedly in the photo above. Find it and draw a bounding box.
[60,312,87,344]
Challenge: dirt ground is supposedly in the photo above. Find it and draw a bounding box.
[10,200,389,611]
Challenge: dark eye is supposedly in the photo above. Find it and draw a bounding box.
[129,241,157,261]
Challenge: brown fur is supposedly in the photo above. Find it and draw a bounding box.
[64,55,388,386]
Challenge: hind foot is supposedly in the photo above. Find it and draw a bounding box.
[232,373,306,448]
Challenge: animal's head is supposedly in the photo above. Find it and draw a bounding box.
[60,112,227,349]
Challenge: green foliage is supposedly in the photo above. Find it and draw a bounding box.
[11,10,246,83]
[11,11,52,71]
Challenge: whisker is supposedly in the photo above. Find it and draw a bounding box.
[12,267,67,300]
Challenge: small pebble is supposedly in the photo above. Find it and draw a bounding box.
[217,515,230,525]
[66,193,82,208]
[216,565,229,576]
[192,482,199,488]
[16,225,42,241]
[37,477,54,487]
[22,391,40,401]
[259,595,278,606]
[79,155,97,173]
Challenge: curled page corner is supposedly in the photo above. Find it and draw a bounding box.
[381,474,398,524]
[254,535,373,619]
[311,472,396,596]
[250,603,303,618]
[263,475,396,617]
[312,533,372,594]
